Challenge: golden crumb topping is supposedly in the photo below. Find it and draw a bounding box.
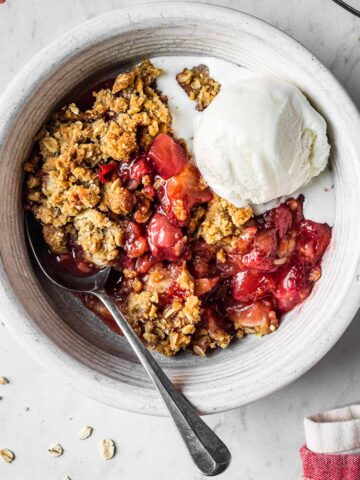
[176,64,221,111]
[200,194,253,244]
[42,225,68,254]
[74,209,124,266]
[24,60,172,258]
[102,178,136,215]
[124,263,202,356]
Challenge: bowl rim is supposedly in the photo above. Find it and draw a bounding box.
[1,1,360,416]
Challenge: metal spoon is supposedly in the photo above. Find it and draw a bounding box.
[25,213,231,476]
[332,0,360,17]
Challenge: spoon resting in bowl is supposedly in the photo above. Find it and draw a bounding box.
[25,212,231,476]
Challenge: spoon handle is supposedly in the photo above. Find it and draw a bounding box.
[94,290,231,476]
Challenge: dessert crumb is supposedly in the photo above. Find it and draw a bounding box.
[176,64,221,111]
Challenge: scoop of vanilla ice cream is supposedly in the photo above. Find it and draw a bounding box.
[193,77,330,206]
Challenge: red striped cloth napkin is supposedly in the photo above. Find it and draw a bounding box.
[300,406,360,480]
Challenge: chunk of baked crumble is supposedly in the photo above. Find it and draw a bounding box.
[200,194,253,244]
[94,59,172,157]
[176,64,221,111]
[102,178,136,215]
[42,225,68,254]
[124,263,202,356]
[73,209,124,266]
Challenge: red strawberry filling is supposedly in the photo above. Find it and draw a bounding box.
[148,133,188,179]
[159,164,213,226]
[124,221,149,258]
[231,270,275,303]
[129,155,154,184]
[147,212,187,261]
[97,161,118,184]
[273,261,312,313]
[242,229,278,271]
[227,299,279,335]
[296,220,332,266]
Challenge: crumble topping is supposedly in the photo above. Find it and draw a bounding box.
[74,209,124,266]
[176,64,221,111]
[102,178,136,215]
[200,194,253,244]
[42,225,69,254]
[124,263,201,356]
[25,60,172,229]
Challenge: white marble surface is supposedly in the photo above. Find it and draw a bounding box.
[1,1,360,479]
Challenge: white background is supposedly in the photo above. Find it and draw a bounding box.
[1,1,360,479]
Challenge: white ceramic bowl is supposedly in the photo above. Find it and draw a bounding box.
[1,2,360,416]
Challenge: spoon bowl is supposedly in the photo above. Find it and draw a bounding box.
[25,213,111,293]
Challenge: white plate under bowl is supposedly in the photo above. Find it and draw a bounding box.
[0,2,360,416]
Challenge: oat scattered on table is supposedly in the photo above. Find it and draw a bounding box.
[0,376,9,385]
[99,438,116,460]
[0,448,15,463]
[176,64,221,111]
[78,425,93,440]
[48,443,63,457]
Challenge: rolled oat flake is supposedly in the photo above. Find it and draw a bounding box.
[48,443,63,457]
[78,425,93,440]
[99,438,116,460]
[0,448,15,463]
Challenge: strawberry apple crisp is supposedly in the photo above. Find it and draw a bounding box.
[24,59,332,357]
